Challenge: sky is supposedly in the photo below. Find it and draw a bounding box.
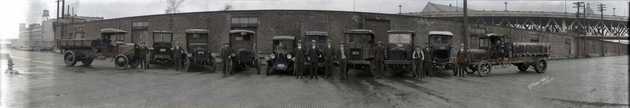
[0,0,628,39]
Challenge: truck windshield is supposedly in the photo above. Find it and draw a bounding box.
[430,35,451,45]
[154,33,172,42]
[348,34,373,44]
[388,33,411,44]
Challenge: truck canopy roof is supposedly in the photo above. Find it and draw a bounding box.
[229,30,256,34]
[345,29,374,34]
[100,28,127,33]
[429,31,453,36]
[304,31,329,36]
[185,29,208,33]
[272,36,296,40]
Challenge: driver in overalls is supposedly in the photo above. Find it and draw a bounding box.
[373,41,386,78]
[323,40,336,79]
[221,43,235,76]
[454,43,466,77]
[422,43,433,77]
[339,43,348,80]
[412,47,424,79]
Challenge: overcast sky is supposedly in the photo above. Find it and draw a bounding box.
[0,0,628,39]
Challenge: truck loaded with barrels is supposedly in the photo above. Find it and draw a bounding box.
[463,33,550,76]
[425,31,550,77]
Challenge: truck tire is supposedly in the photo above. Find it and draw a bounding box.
[64,51,77,67]
[477,61,491,77]
[516,64,529,72]
[114,55,129,69]
[534,60,547,73]
[81,57,94,66]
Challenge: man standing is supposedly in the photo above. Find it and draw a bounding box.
[143,42,151,69]
[220,43,234,76]
[174,43,182,71]
[305,40,323,79]
[412,47,424,79]
[373,41,386,78]
[136,42,147,70]
[423,43,433,77]
[455,43,466,77]
[323,40,336,79]
[339,43,348,80]
[133,42,144,70]
[6,54,17,74]
[295,40,304,79]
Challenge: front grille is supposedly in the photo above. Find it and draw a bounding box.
[388,49,409,60]
[349,48,363,60]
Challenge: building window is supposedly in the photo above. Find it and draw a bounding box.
[231,17,258,27]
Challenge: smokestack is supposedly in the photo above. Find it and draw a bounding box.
[61,0,65,18]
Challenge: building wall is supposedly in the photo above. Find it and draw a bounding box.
[58,10,626,58]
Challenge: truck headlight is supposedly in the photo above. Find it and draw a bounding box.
[286,54,293,59]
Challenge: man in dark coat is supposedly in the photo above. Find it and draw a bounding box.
[305,40,323,79]
[323,40,337,79]
[294,40,304,79]
[173,43,183,70]
[422,43,433,77]
[372,41,386,78]
[221,43,235,76]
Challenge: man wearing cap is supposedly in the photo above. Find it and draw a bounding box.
[323,40,336,79]
[221,43,235,76]
[295,40,304,79]
[305,40,323,79]
[373,41,386,78]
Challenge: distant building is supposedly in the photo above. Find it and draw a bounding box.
[13,15,104,51]
[16,19,60,51]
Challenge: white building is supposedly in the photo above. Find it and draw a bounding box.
[15,19,56,51]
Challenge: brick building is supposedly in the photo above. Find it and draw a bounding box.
[56,10,626,58]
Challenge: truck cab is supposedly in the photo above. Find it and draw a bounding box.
[150,31,174,64]
[427,31,454,65]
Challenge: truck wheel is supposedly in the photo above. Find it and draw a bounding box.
[114,55,129,69]
[477,63,491,77]
[516,64,529,72]
[81,57,95,66]
[64,51,77,67]
[534,60,547,73]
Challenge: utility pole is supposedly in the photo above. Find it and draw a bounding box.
[398,4,402,14]
[598,3,606,56]
[573,2,584,18]
[463,0,469,54]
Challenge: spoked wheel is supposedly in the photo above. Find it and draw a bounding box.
[81,57,95,66]
[463,64,477,74]
[64,51,77,67]
[517,64,529,72]
[477,62,492,77]
[114,55,129,69]
[534,60,547,73]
